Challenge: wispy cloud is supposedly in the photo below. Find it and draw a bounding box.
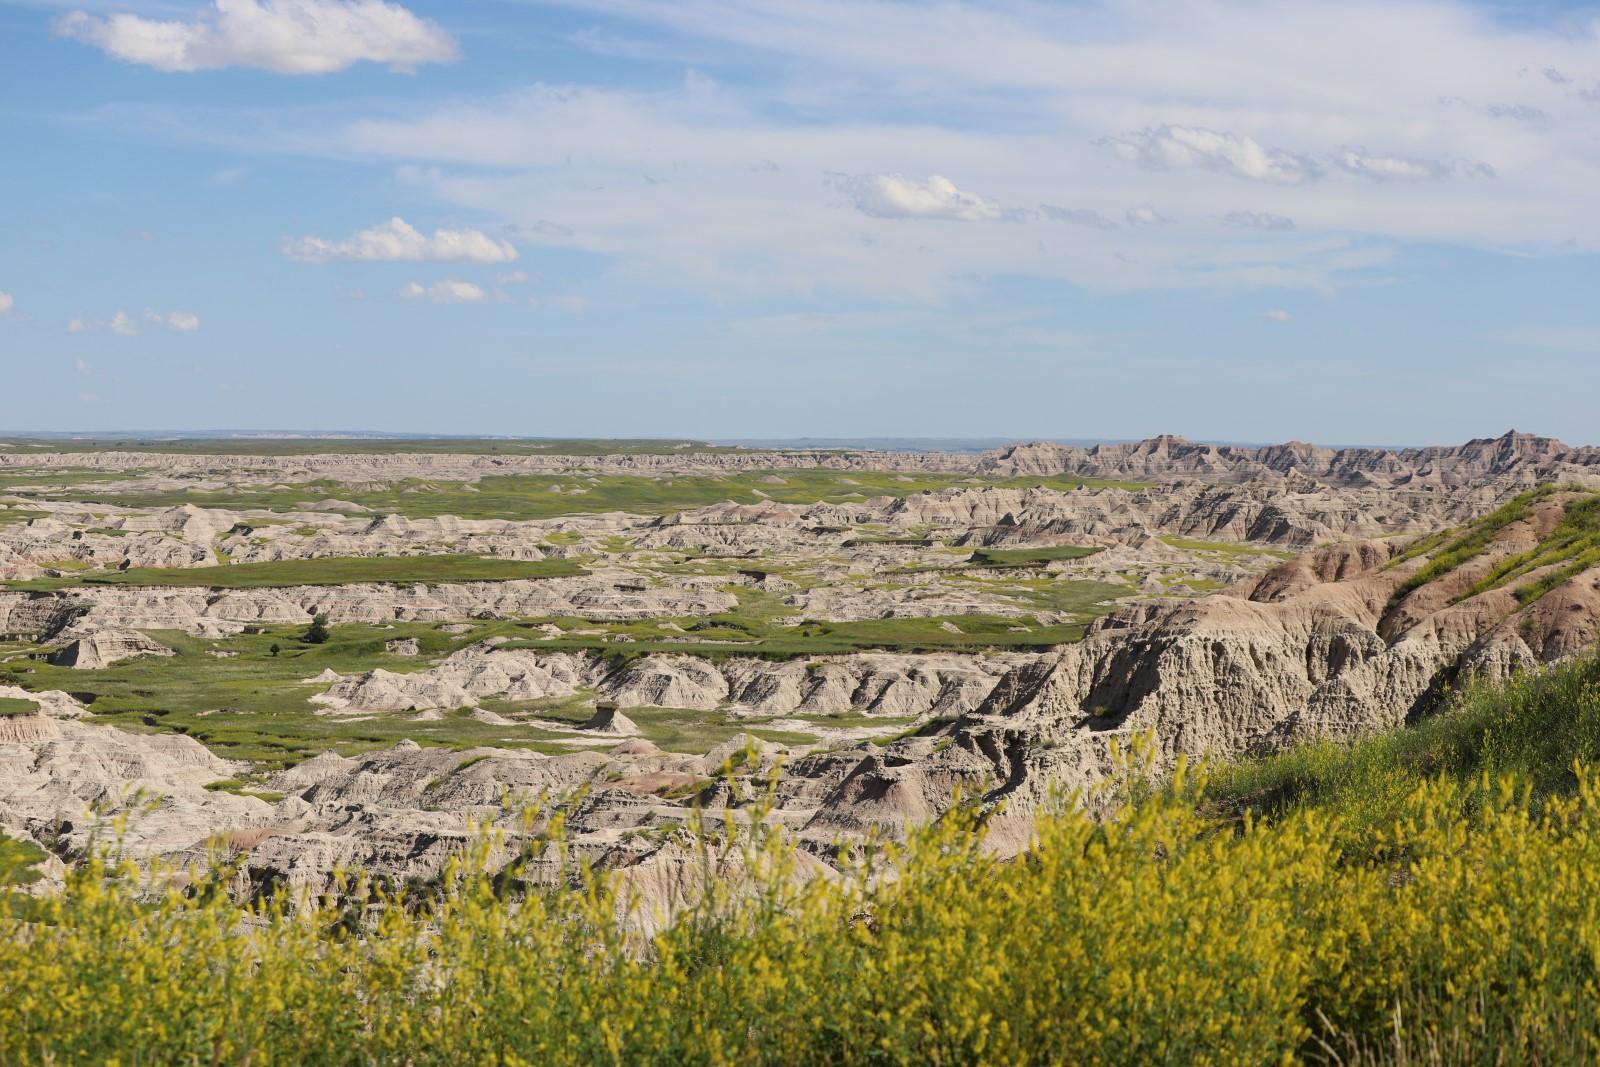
[1328,149,1491,181]
[1126,206,1173,227]
[145,308,200,332]
[284,217,517,263]
[66,308,197,335]
[400,280,485,303]
[1224,211,1296,231]
[1039,206,1119,230]
[1102,126,1317,184]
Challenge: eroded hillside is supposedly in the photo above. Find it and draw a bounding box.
[0,434,1596,912]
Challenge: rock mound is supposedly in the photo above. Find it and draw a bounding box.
[580,704,639,735]
[47,630,174,669]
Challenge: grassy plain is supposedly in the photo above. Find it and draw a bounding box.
[967,545,1103,567]
[0,626,567,767]
[1158,535,1297,559]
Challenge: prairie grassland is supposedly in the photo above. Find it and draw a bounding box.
[1157,535,1298,559]
[966,544,1104,567]
[0,625,573,767]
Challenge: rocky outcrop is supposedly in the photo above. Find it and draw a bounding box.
[787,490,1600,850]
[0,576,737,643]
[46,629,175,669]
[0,699,266,861]
[580,705,639,735]
[312,644,1036,719]
[972,430,1600,489]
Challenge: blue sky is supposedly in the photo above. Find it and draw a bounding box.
[1,0,1599,444]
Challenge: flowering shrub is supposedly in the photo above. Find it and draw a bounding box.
[6,659,1600,1065]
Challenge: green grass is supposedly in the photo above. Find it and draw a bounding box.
[0,697,38,717]
[1388,484,1563,596]
[0,624,580,768]
[968,545,1103,568]
[0,834,46,888]
[3,554,585,592]
[606,706,817,751]
[1157,536,1297,559]
[14,470,1151,522]
[1207,651,1600,841]
[203,778,287,803]
[1453,492,1600,606]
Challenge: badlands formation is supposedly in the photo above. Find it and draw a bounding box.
[1,431,1598,910]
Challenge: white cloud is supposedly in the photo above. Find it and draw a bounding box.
[67,309,199,335]
[146,308,201,332]
[1103,125,1317,184]
[1224,211,1296,231]
[1261,309,1293,322]
[401,280,485,303]
[1328,150,1445,181]
[55,0,456,75]
[496,270,530,285]
[284,217,517,263]
[1126,206,1173,227]
[835,174,1001,221]
[0,291,12,316]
